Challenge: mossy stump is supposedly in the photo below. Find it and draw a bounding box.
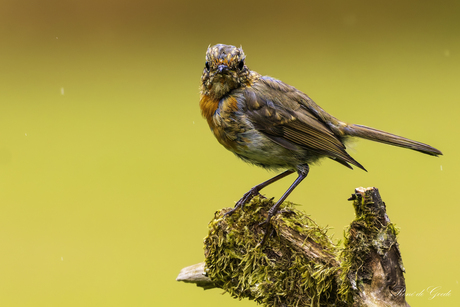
[177,187,409,307]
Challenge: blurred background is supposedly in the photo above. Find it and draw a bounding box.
[0,0,458,306]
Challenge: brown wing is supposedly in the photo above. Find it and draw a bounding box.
[243,77,365,170]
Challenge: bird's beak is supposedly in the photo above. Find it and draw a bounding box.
[217,64,229,73]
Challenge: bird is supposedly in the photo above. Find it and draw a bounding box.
[199,44,442,242]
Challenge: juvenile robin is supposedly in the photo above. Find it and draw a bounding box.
[199,44,442,242]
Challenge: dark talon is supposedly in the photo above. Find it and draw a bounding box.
[259,217,275,246]
[224,170,296,218]
[258,212,277,246]
[223,207,237,217]
[224,188,260,217]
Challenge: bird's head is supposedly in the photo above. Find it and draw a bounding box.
[200,44,253,99]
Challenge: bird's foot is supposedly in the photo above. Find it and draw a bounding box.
[258,203,280,246]
[224,187,261,217]
[258,215,276,246]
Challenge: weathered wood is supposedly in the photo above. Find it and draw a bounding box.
[177,187,409,307]
[176,262,215,290]
[343,187,409,307]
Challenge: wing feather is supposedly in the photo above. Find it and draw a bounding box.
[243,77,365,170]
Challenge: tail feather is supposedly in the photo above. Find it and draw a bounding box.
[344,124,442,156]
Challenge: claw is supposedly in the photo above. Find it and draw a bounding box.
[224,170,296,218]
[224,187,261,217]
[258,214,276,245]
[259,218,275,246]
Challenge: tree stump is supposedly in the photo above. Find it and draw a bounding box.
[177,187,409,307]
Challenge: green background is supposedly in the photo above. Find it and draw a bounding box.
[0,0,458,306]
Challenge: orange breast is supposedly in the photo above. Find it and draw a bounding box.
[200,94,240,151]
[199,94,219,122]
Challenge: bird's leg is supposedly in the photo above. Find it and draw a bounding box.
[225,169,295,216]
[260,165,310,245]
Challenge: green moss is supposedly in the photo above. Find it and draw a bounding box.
[204,196,348,307]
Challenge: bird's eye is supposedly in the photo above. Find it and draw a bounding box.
[238,60,245,70]
[205,61,210,70]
